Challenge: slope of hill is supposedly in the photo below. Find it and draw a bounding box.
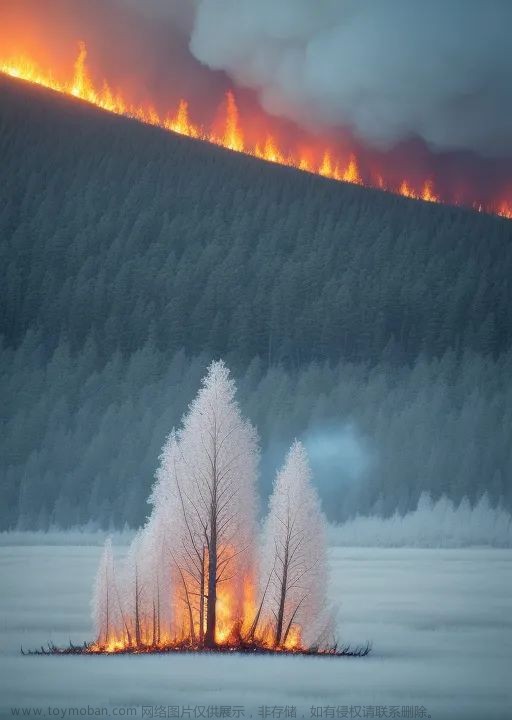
[1,75,511,530]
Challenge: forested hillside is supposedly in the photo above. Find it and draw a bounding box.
[1,75,511,529]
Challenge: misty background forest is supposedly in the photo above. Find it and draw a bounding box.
[1,77,512,531]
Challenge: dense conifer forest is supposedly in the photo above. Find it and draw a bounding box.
[1,76,511,529]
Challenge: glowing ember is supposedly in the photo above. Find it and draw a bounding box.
[1,43,510,220]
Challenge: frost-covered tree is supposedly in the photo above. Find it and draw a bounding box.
[120,532,146,647]
[124,518,167,647]
[149,430,191,640]
[138,507,171,646]
[152,360,259,646]
[92,537,116,646]
[258,441,332,648]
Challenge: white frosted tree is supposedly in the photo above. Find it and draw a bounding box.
[127,515,169,647]
[118,533,141,647]
[120,528,155,648]
[92,537,117,646]
[149,430,191,640]
[152,360,259,646]
[258,440,332,649]
[137,506,172,646]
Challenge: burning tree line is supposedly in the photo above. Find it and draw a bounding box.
[1,43,511,220]
[90,361,337,654]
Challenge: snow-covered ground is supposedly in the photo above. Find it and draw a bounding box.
[0,544,510,720]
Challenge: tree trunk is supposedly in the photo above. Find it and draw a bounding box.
[104,569,110,646]
[134,567,141,647]
[274,546,289,647]
[248,560,275,641]
[199,546,206,643]
[205,531,217,646]
[205,439,218,648]
[156,578,161,646]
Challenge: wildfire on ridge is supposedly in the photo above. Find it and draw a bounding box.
[1,42,510,220]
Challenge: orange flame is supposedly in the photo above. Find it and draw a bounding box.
[221,90,244,152]
[0,43,510,220]
[88,542,303,654]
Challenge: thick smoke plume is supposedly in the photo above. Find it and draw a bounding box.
[190,0,512,158]
[3,0,511,159]
[1,0,510,207]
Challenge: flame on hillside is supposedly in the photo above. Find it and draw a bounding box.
[1,43,510,219]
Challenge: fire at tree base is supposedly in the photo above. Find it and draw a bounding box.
[21,640,371,657]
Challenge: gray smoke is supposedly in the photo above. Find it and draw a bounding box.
[189,0,512,158]
[304,425,371,489]
[123,0,195,28]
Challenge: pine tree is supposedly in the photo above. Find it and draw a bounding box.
[152,360,259,646]
[91,537,115,646]
[259,441,332,648]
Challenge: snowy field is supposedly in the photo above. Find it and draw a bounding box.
[0,544,511,720]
